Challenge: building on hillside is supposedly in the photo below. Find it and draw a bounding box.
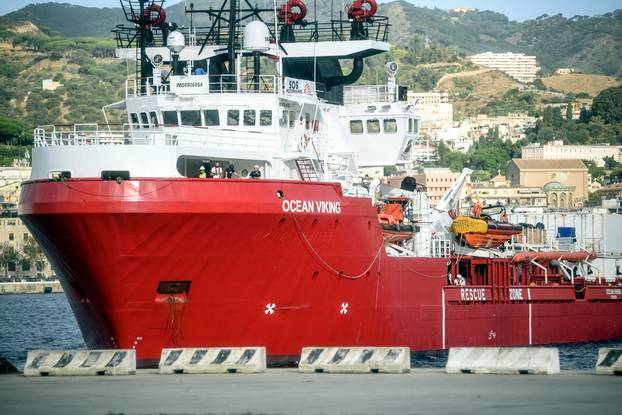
[407,92,453,138]
[554,68,575,75]
[522,140,622,167]
[0,166,55,281]
[468,52,540,83]
[467,113,537,143]
[42,79,63,91]
[386,168,464,205]
[0,166,32,204]
[506,159,589,207]
[412,168,462,205]
[450,7,475,14]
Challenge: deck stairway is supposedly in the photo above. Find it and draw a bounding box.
[295,158,320,181]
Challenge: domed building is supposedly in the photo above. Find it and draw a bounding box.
[543,180,576,209]
[506,159,588,208]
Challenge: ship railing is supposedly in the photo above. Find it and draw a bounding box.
[34,124,127,147]
[112,16,389,49]
[125,75,279,97]
[343,85,398,105]
[34,124,279,152]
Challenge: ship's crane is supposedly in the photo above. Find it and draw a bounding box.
[431,167,472,234]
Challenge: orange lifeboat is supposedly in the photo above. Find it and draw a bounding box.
[451,216,522,249]
[377,197,418,242]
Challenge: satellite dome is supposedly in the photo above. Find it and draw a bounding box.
[166,31,185,54]
[243,20,271,51]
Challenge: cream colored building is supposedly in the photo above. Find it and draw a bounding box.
[522,140,622,167]
[468,174,547,208]
[407,92,453,138]
[413,168,462,205]
[506,159,589,207]
[0,166,55,281]
[468,52,540,83]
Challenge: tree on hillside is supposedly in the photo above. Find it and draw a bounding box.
[0,116,26,145]
[591,86,622,124]
[603,156,621,170]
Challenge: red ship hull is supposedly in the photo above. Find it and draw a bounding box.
[19,178,622,366]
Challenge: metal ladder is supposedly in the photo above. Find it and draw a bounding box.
[295,158,320,181]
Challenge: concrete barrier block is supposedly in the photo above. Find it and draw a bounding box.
[596,348,622,375]
[299,347,410,373]
[159,347,266,374]
[446,347,559,375]
[24,350,135,376]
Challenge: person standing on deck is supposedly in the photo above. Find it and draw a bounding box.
[249,165,262,179]
[198,166,207,178]
[211,162,223,179]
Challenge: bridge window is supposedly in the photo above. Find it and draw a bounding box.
[383,119,397,133]
[140,112,149,127]
[130,113,140,128]
[244,110,256,126]
[280,110,288,127]
[260,110,272,126]
[350,120,363,134]
[409,118,419,134]
[203,109,219,126]
[163,111,179,126]
[227,109,240,126]
[149,112,159,126]
[180,110,201,127]
[367,119,380,134]
[305,113,311,130]
[289,111,295,128]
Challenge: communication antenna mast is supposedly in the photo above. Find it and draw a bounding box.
[119,1,166,89]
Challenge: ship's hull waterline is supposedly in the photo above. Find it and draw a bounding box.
[19,178,622,366]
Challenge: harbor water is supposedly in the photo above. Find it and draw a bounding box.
[1,293,621,371]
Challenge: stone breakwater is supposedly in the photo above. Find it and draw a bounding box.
[0,281,63,295]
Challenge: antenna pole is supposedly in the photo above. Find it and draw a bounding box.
[138,0,154,91]
[228,0,237,75]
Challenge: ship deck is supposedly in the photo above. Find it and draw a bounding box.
[1,368,620,414]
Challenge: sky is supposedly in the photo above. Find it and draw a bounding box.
[0,0,620,21]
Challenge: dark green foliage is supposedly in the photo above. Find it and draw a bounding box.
[482,89,538,116]
[0,116,28,145]
[582,160,606,180]
[604,156,621,170]
[591,86,622,124]
[434,128,521,176]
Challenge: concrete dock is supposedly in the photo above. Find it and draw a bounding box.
[0,369,620,414]
[0,281,62,295]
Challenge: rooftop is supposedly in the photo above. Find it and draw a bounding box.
[510,159,587,170]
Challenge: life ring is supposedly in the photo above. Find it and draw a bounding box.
[143,3,166,28]
[278,0,307,24]
[346,0,378,20]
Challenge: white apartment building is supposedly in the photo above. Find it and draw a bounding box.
[522,140,622,167]
[468,52,540,83]
[407,92,453,138]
